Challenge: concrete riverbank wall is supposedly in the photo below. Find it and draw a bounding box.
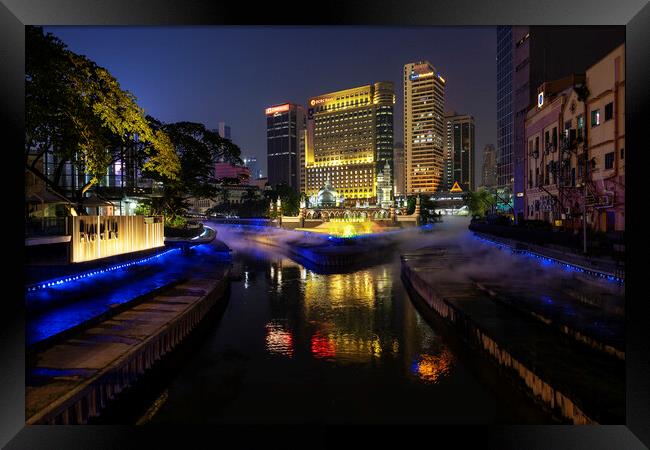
[26,268,230,425]
[400,248,624,424]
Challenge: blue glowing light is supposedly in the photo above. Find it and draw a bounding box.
[26,248,179,293]
[472,234,623,284]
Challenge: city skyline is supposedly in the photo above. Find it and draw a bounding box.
[43,26,497,185]
[21,20,630,434]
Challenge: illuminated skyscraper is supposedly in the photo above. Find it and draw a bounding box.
[305,82,395,202]
[443,113,475,191]
[403,61,446,194]
[265,103,306,191]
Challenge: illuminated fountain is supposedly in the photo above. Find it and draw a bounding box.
[309,217,384,238]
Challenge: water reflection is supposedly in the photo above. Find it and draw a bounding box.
[265,253,453,374]
[265,321,294,358]
[411,350,454,384]
[147,222,549,424]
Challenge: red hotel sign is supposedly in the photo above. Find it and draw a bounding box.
[265,104,290,115]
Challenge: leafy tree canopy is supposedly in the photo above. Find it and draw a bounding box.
[25,26,180,201]
[464,188,497,217]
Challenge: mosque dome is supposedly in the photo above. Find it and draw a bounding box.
[317,180,338,207]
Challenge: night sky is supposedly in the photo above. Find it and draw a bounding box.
[45,26,497,182]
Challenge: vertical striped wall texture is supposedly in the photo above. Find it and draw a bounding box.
[70,216,164,263]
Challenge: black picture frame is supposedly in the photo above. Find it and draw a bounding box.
[2,0,648,448]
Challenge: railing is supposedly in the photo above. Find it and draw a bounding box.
[25,217,68,237]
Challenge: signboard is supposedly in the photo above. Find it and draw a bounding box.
[265,104,290,115]
[537,92,544,108]
[309,97,334,107]
[450,181,463,193]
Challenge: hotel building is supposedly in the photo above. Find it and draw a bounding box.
[266,103,306,191]
[305,82,395,202]
[403,61,446,194]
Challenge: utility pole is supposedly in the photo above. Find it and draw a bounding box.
[575,83,590,255]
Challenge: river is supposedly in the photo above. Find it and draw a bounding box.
[138,219,552,424]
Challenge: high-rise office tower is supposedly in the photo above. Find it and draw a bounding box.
[496,26,514,207]
[265,103,305,191]
[404,61,446,194]
[393,142,405,196]
[482,144,497,188]
[305,82,395,202]
[443,113,475,191]
[497,26,624,221]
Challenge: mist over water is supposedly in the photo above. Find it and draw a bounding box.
[146,217,555,424]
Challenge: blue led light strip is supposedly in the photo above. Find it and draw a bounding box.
[26,248,180,293]
[473,234,624,284]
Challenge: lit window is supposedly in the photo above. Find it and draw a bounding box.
[591,109,601,127]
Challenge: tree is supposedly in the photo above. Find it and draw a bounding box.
[25,26,181,207]
[465,188,497,218]
[271,184,300,216]
[141,119,243,222]
[242,187,258,203]
[219,186,230,204]
[406,196,417,215]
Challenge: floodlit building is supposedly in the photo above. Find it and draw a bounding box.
[403,61,445,194]
[305,82,395,202]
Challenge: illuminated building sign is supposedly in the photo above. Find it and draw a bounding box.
[265,104,290,115]
[516,192,524,197]
[70,215,164,263]
[450,181,463,193]
[410,71,434,81]
[310,97,334,106]
[537,92,544,108]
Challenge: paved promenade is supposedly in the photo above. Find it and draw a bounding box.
[26,248,230,424]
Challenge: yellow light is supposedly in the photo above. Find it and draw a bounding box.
[265,104,290,115]
[70,215,164,263]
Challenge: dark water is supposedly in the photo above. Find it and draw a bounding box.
[144,222,552,424]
